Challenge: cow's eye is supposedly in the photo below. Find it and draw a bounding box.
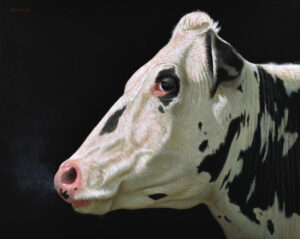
[158,77,177,92]
[152,68,180,98]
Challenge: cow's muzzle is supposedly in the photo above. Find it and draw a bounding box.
[54,161,83,205]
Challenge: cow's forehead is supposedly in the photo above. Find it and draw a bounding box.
[124,12,218,96]
[124,31,207,99]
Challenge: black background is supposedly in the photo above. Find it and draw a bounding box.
[1,1,300,238]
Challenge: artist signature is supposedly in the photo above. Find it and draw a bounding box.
[9,8,31,13]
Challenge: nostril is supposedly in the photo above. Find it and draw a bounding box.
[61,167,77,185]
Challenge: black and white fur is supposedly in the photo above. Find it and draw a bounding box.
[56,11,300,239]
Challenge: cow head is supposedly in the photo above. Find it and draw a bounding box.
[54,11,254,215]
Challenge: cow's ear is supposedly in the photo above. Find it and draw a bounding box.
[206,29,245,97]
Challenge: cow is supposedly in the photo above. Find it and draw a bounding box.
[54,11,300,239]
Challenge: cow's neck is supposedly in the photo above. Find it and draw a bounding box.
[207,64,300,238]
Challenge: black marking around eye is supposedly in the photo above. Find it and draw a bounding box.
[198,122,203,131]
[199,140,208,152]
[148,193,168,200]
[100,106,126,135]
[267,219,274,235]
[158,105,164,113]
[155,68,180,106]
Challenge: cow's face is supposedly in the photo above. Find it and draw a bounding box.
[54,12,249,215]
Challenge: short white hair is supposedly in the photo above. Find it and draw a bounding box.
[172,11,220,36]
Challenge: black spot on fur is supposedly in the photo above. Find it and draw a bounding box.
[240,111,246,127]
[60,189,69,200]
[148,193,168,200]
[220,169,231,189]
[100,106,126,135]
[158,105,164,113]
[254,71,258,79]
[237,85,243,92]
[197,115,243,182]
[156,68,180,106]
[226,66,300,223]
[198,122,203,131]
[199,140,208,152]
[217,215,222,219]
[224,216,232,223]
[267,219,274,235]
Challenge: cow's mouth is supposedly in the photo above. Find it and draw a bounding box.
[71,200,94,209]
[71,197,113,215]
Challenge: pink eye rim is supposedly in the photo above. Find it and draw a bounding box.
[151,82,169,97]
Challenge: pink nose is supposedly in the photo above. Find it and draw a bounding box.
[54,161,82,203]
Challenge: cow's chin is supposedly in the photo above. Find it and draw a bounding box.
[73,198,113,215]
